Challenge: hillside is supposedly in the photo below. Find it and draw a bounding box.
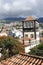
[38,17,43,23]
[0,17,43,23]
[3,17,25,23]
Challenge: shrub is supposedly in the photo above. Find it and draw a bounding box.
[29,43,43,56]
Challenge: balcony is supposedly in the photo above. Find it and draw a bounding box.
[24,21,39,29]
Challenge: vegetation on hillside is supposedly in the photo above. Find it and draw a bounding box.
[29,43,43,56]
[0,36,24,61]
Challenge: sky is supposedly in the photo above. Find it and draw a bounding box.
[0,0,43,19]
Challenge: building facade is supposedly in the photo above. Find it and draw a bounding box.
[22,16,40,53]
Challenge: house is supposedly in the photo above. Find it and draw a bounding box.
[23,16,40,44]
[21,16,41,53]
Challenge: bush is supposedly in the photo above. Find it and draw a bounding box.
[29,43,43,56]
[37,43,43,50]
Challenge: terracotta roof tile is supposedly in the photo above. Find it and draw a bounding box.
[0,53,43,65]
[24,16,35,21]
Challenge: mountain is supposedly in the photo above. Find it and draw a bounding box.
[37,17,43,28]
[3,17,25,23]
[1,17,43,23]
[38,17,43,23]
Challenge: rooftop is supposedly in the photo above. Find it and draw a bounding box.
[24,16,36,21]
[0,53,43,65]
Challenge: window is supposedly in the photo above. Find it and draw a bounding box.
[24,22,30,28]
[31,34,34,38]
[25,34,28,38]
[31,22,34,28]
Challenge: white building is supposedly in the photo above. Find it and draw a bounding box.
[22,16,40,53]
[11,28,23,38]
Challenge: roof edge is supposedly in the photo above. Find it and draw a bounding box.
[20,53,43,60]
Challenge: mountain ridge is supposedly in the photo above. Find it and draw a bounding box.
[1,17,43,23]
[3,17,25,23]
[38,17,43,23]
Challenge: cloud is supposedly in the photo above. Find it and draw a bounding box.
[3,3,10,11]
[0,0,43,19]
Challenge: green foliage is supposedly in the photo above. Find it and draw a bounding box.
[1,48,9,60]
[37,43,43,50]
[29,43,43,56]
[0,36,24,61]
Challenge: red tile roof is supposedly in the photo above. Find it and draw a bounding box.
[0,53,43,65]
[24,16,35,21]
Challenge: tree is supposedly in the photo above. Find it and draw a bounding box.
[0,36,24,61]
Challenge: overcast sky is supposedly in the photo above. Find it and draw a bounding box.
[0,0,43,19]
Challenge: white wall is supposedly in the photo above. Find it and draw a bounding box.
[24,32,40,40]
[24,32,34,38]
[24,32,40,53]
[25,40,40,53]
